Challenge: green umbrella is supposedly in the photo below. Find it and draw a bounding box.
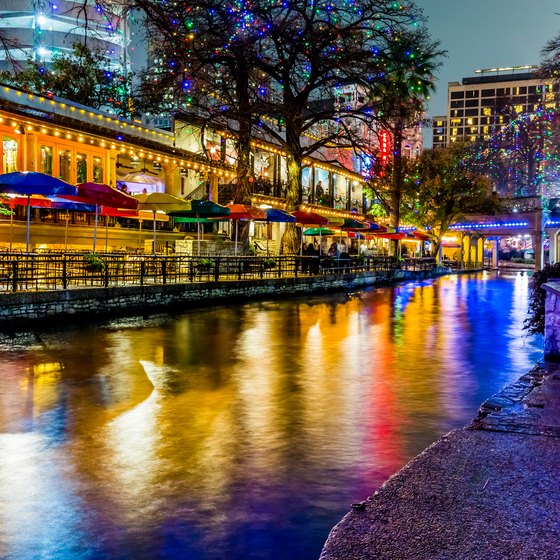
[168,199,230,253]
[303,227,335,257]
[303,227,335,236]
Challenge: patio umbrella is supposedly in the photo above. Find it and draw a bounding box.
[61,182,138,252]
[292,210,329,225]
[262,208,296,222]
[0,171,77,252]
[100,207,169,251]
[49,197,98,251]
[168,199,230,254]
[303,227,335,256]
[227,204,266,254]
[293,210,329,254]
[1,194,52,250]
[254,208,296,255]
[133,192,191,253]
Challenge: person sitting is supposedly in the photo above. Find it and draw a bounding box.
[327,242,339,258]
[303,241,318,273]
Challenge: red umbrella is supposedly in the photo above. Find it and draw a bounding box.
[61,182,139,251]
[227,204,267,220]
[373,232,412,240]
[292,210,329,226]
[226,204,266,254]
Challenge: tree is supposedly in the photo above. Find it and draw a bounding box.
[0,43,135,118]
[366,28,443,249]
[110,0,438,252]
[465,107,560,198]
[401,144,498,259]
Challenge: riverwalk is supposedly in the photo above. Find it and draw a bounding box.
[320,362,560,560]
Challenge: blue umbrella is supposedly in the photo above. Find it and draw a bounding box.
[0,172,77,252]
[263,208,296,222]
[49,197,97,251]
[254,208,296,255]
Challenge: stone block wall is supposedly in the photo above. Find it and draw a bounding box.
[544,282,560,360]
[0,273,381,328]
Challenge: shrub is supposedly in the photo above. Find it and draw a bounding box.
[196,258,215,269]
[263,258,276,269]
[83,252,105,272]
[524,262,560,335]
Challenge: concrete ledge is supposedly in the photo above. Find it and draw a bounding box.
[321,363,560,560]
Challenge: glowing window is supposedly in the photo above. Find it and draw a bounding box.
[76,153,88,183]
[483,108,492,116]
[3,137,18,173]
[93,156,104,182]
[40,145,53,175]
[59,149,71,182]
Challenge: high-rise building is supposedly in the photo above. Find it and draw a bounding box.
[0,0,131,71]
[432,65,555,146]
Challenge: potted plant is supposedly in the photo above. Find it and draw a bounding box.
[263,258,276,269]
[196,258,215,272]
[83,252,105,273]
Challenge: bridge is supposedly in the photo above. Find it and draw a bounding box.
[445,196,560,270]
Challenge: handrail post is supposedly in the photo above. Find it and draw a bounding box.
[140,261,145,286]
[11,261,17,292]
[162,260,167,285]
[62,258,67,290]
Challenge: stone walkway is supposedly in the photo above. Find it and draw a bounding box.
[320,363,560,560]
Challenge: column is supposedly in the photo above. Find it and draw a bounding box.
[462,234,470,268]
[107,149,118,188]
[549,230,559,264]
[163,161,179,196]
[491,237,499,270]
[208,173,219,202]
[25,132,37,171]
[476,236,484,268]
[532,231,544,270]
[457,233,465,268]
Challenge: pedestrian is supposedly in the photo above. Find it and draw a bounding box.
[316,181,324,202]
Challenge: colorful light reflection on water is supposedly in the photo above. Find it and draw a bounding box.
[0,271,542,560]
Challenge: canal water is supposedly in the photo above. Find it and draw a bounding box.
[0,271,542,560]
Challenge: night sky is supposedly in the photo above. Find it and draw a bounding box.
[416,0,560,118]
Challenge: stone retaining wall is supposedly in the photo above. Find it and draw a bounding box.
[0,267,463,328]
[543,281,560,360]
[0,272,386,328]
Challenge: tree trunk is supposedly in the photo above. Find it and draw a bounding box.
[281,154,303,254]
[234,64,252,206]
[390,125,403,256]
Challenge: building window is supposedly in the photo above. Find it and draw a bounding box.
[481,89,495,97]
[450,91,465,99]
[465,90,479,98]
[3,137,18,173]
[93,156,103,183]
[76,153,88,183]
[59,149,72,182]
[483,108,492,116]
[40,145,53,175]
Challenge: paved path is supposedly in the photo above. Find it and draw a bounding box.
[320,363,560,560]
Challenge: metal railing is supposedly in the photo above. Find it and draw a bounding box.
[0,252,405,293]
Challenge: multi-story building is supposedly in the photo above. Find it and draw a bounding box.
[432,115,447,149]
[0,0,130,71]
[432,65,555,146]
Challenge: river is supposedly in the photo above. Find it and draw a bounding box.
[0,271,542,560]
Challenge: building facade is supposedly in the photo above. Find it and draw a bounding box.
[432,65,555,146]
[0,0,130,71]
